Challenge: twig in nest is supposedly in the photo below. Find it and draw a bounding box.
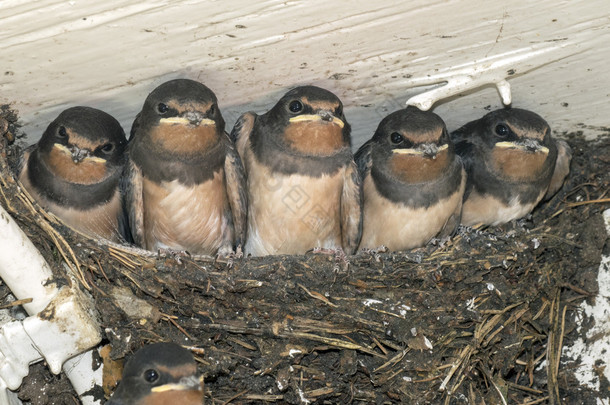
[93,255,110,283]
[44,219,89,289]
[439,301,525,393]
[531,232,583,248]
[374,349,409,373]
[108,249,137,269]
[220,389,248,405]
[532,300,549,321]
[239,394,283,402]
[226,336,256,351]
[439,344,474,393]
[108,245,152,269]
[411,374,444,383]
[297,283,337,307]
[0,184,15,212]
[0,297,32,309]
[506,381,544,394]
[546,289,567,405]
[185,346,205,355]
[161,312,194,341]
[482,305,529,347]
[478,363,508,405]
[558,282,594,297]
[284,331,383,358]
[519,396,550,405]
[371,335,389,356]
[566,197,610,207]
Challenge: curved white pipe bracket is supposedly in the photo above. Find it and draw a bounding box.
[0,321,43,390]
[0,282,102,388]
[23,283,102,375]
[405,38,589,111]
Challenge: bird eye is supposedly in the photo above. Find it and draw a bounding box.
[209,104,216,115]
[288,100,303,113]
[390,132,404,144]
[157,103,169,114]
[335,105,343,116]
[495,124,510,138]
[101,143,115,153]
[143,369,159,383]
[57,126,68,138]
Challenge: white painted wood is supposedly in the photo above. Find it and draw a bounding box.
[0,0,608,145]
[563,209,610,393]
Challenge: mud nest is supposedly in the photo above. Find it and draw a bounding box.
[1,107,609,404]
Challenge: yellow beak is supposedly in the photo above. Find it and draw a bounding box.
[53,143,106,163]
[392,143,448,155]
[495,141,549,154]
[150,375,203,393]
[159,117,216,126]
[289,114,345,128]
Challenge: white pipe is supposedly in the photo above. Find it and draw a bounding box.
[0,204,103,404]
[64,349,105,405]
[0,205,57,314]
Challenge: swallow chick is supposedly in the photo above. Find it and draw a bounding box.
[231,85,362,256]
[451,107,572,226]
[123,79,247,256]
[355,107,466,251]
[107,342,203,405]
[17,106,127,241]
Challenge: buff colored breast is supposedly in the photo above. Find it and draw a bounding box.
[360,171,465,251]
[142,170,230,254]
[460,189,545,227]
[244,150,344,256]
[19,165,122,242]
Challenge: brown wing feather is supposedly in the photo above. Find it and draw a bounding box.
[354,139,374,179]
[341,160,363,254]
[223,134,248,249]
[437,167,466,238]
[544,139,572,200]
[230,112,257,161]
[15,144,36,179]
[121,158,145,246]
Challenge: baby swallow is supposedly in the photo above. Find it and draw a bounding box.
[356,107,466,251]
[17,106,127,241]
[123,79,247,256]
[451,107,572,226]
[107,342,203,405]
[231,85,362,256]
